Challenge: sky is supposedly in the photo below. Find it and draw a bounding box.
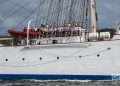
[0,0,120,35]
[97,0,120,28]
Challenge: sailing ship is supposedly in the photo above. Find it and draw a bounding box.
[0,0,120,80]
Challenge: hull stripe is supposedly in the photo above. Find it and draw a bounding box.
[0,74,113,80]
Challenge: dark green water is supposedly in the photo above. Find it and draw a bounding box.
[0,80,120,86]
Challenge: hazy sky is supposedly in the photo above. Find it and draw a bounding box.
[97,0,120,28]
[0,0,120,35]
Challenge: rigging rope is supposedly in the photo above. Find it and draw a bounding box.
[0,0,91,30]
[4,0,32,19]
[45,0,54,25]
[35,0,46,26]
[16,0,47,28]
[56,0,62,26]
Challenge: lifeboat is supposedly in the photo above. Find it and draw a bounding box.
[8,28,43,38]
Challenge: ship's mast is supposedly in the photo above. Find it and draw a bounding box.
[90,0,97,32]
[27,20,32,47]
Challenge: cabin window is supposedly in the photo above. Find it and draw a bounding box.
[52,40,57,44]
[38,42,41,45]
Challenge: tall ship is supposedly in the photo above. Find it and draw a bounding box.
[0,0,120,80]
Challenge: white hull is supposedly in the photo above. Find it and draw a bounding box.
[0,36,120,80]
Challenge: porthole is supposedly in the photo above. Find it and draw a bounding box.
[40,57,42,60]
[97,54,100,57]
[22,58,25,61]
[107,48,111,50]
[79,56,82,58]
[57,56,60,60]
[5,59,8,62]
